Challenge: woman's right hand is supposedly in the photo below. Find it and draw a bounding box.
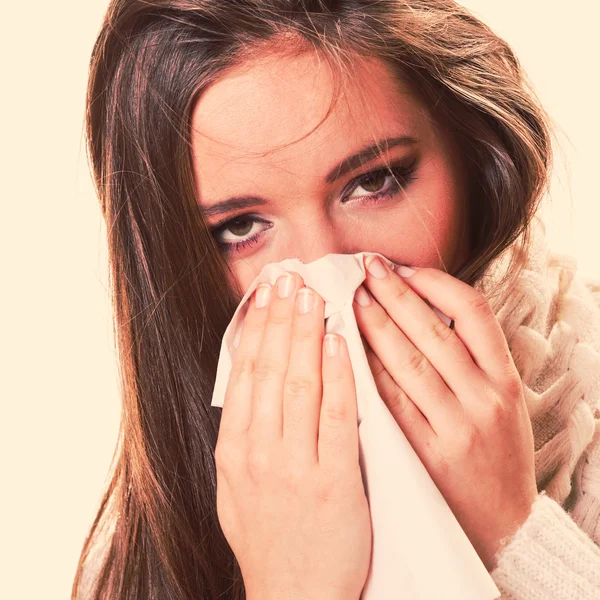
[215,271,372,600]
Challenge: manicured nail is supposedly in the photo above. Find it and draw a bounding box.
[354,285,372,307]
[365,256,389,279]
[297,288,314,314]
[255,283,272,308]
[324,333,339,357]
[397,265,416,277]
[277,272,294,298]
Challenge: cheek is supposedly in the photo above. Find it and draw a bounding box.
[368,185,463,270]
[400,151,466,268]
[229,264,261,300]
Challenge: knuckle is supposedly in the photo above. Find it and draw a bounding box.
[374,312,395,334]
[392,283,412,304]
[502,374,524,401]
[427,442,448,473]
[214,441,240,474]
[485,398,507,426]
[457,424,479,455]
[268,311,293,327]
[386,386,411,417]
[423,434,444,467]
[496,348,517,375]
[282,455,310,488]
[315,476,336,504]
[246,446,272,479]
[292,321,315,341]
[367,354,386,379]
[383,314,399,332]
[285,375,316,398]
[230,356,255,380]
[398,350,430,377]
[422,318,454,344]
[253,356,282,381]
[322,398,348,422]
[467,291,493,319]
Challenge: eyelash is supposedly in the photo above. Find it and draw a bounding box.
[210,160,418,255]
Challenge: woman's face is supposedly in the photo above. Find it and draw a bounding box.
[191,49,471,296]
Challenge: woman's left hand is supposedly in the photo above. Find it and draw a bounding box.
[352,256,539,572]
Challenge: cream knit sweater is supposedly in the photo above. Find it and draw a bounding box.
[473,216,600,599]
[77,217,600,599]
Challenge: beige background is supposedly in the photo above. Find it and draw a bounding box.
[2,1,598,598]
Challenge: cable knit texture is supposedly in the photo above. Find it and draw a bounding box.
[472,215,600,599]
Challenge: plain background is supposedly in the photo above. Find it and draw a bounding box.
[2,1,598,598]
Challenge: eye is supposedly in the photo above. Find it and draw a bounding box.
[342,160,417,203]
[209,159,418,255]
[210,215,273,255]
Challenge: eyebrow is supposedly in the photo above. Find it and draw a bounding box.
[199,135,419,219]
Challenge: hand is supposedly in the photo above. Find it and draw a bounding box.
[352,257,538,571]
[215,271,372,600]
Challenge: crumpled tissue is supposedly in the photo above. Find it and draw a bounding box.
[211,252,501,600]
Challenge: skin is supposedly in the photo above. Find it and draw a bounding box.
[192,48,538,595]
[214,273,370,599]
[191,49,471,291]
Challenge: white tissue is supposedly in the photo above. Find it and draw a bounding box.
[211,252,500,600]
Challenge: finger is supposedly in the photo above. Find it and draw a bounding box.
[282,286,325,465]
[362,338,434,449]
[381,266,514,387]
[249,272,303,442]
[219,284,271,439]
[353,283,460,435]
[362,258,488,403]
[318,334,360,473]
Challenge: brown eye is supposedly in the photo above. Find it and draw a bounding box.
[359,171,387,193]
[210,214,272,254]
[227,217,253,237]
[343,160,417,203]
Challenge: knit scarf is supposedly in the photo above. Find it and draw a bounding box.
[472,215,600,542]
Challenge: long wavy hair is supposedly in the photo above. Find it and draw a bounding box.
[72,1,557,598]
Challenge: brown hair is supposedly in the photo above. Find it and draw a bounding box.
[73,1,556,598]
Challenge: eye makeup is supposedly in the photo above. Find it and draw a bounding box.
[209,157,418,256]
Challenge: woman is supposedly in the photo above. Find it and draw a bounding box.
[73,1,600,598]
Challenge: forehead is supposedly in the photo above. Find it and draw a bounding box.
[190,50,429,197]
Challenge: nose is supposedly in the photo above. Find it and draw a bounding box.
[284,218,356,265]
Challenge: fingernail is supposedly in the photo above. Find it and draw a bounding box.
[255,283,272,308]
[354,285,372,307]
[397,265,416,277]
[277,272,294,298]
[365,256,389,279]
[324,333,339,357]
[297,288,314,314]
